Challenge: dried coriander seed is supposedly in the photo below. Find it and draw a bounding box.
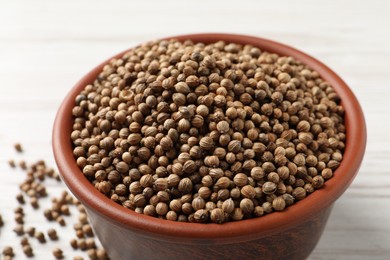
[194,209,209,223]
[13,224,24,236]
[14,143,23,153]
[48,228,58,240]
[53,248,64,259]
[272,197,286,211]
[8,159,16,168]
[26,226,35,237]
[70,238,78,249]
[23,245,33,257]
[2,246,14,257]
[210,208,225,224]
[35,231,46,243]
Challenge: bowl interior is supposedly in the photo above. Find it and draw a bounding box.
[52,33,366,242]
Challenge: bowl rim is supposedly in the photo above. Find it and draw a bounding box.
[52,33,366,243]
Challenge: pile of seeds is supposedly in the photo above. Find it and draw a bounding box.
[71,39,345,224]
[2,144,109,259]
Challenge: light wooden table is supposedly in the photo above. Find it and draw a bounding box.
[1,0,389,259]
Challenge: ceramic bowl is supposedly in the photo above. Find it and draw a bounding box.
[53,33,366,260]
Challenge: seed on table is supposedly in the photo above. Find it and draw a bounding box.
[35,231,46,243]
[78,238,87,251]
[16,193,25,204]
[8,159,16,167]
[30,197,39,209]
[74,256,84,260]
[2,246,14,257]
[79,212,88,224]
[0,214,3,226]
[22,245,33,257]
[13,224,24,236]
[86,237,96,249]
[96,249,109,260]
[60,204,70,215]
[19,160,27,170]
[53,248,64,259]
[56,216,66,226]
[70,238,78,249]
[87,249,97,260]
[15,212,24,224]
[76,229,84,238]
[14,143,23,152]
[20,236,30,246]
[48,228,58,240]
[43,209,54,221]
[82,224,94,237]
[25,226,35,236]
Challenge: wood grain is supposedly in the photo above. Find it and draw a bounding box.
[0,0,389,259]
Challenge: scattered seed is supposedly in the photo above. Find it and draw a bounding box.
[35,231,46,243]
[22,245,33,257]
[48,228,58,240]
[2,246,14,257]
[53,248,64,259]
[70,238,78,249]
[25,226,35,237]
[8,159,16,168]
[30,197,39,209]
[13,224,24,236]
[56,216,66,226]
[14,143,23,152]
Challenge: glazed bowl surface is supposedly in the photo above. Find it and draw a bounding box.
[53,33,366,260]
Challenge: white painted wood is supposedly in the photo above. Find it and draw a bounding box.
[0,0,389,258]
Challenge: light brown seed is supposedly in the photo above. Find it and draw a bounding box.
[194,209,209,223]
[23,245,33,257]
[272,197,286,211]
[210,208,225,224]
[53,248,64,259]
[14,143,23,152]
[48,228,58,240]
[292,187,307,200]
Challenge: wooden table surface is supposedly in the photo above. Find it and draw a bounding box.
[1,0,389,259]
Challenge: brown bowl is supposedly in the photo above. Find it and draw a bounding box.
[53,33,366,260]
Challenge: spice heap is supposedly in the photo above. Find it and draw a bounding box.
[71,39,345,224]
[2,144,109,259]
